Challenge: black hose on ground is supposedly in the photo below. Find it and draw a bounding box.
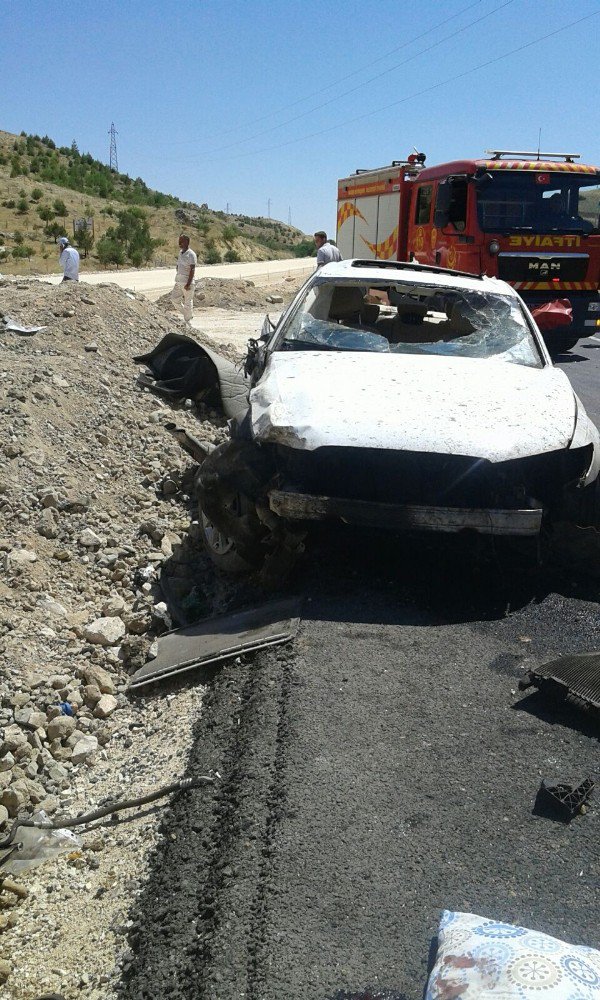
[0,775,215,853]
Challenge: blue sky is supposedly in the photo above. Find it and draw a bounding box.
[1,0,599,236]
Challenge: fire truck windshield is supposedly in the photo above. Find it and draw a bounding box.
[476,171,600,234]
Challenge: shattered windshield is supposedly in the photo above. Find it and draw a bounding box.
[476,171,600,234]
[278,279,543,368]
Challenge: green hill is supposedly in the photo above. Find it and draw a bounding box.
[0,129,308,274]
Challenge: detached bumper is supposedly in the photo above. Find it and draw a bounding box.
[268,489,543,536]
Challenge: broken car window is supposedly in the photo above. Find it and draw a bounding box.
[277,280,543,368]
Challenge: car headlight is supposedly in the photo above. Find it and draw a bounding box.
[488,240,500,255]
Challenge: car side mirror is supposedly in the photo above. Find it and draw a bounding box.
[260,313,276,342]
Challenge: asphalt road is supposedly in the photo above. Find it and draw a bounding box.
[36,256,314,296]
[120,336,600,1000]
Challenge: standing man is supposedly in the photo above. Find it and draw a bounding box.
[58,237,80,282]
[171,234,197,323]
[314,231,342,268]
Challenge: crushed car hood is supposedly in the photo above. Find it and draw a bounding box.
[250,352,578,461]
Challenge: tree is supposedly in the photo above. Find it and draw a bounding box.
[53,198,68,219]
[111,207,158,264]
[30,187,43,202]
[45,221,64,242]
[37,205,55,223]
[16,197,29,215]
[74,225,94,259]
[96,234,125,267]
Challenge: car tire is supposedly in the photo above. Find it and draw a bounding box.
[198,493,260,575]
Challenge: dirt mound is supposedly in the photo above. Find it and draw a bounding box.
[157,273,306,313]
[0,277,232,997]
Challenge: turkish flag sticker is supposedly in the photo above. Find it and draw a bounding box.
[536,173,550,184]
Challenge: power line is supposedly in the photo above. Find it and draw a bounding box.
[197,0,487,144]
[192,9,600,165]
[202,0,516,156]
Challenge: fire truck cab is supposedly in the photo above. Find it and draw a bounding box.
[337,151,600,354]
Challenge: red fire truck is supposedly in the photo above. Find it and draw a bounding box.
[337,150,600,353]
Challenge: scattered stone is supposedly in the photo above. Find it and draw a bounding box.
[81,663,116,694]
[46,715,77,742]
[94,695,118,719]
[71,734,99,764]
[83,616,126,646]
[36,507,60,538]
[79,528,105,548]
[84,341,99,352]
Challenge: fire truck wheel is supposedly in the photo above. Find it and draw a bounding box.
[548,335,580,357]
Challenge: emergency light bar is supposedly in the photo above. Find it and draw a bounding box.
[486,150,581,162]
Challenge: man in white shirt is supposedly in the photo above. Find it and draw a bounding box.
[58,237,80,281]
[171,234,197,322]
[314,231,342,268]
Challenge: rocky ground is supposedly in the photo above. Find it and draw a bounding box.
[0,276,246,997]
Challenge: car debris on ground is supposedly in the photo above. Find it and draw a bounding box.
[519,650,600,713]
[128,596,301,689]
[534,776,594,822]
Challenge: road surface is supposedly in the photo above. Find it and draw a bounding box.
[36,256,314,297]
[120,336,600,1000]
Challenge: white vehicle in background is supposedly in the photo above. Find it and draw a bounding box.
[196,259,600,575]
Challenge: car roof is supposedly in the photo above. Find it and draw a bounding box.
[316,258,516,296]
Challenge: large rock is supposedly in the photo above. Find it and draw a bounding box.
[46,715,76,741]
[1,724,28,754]
[94,695,118,719]
[84,616,126,646]
[1,783,28,817]
[0,804,9,827]
[82,663,116,694]
[79,528,105,548]
[36,507,59,538]
[71,734,99,764]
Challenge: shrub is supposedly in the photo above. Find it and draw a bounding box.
[13,231,23,244]
[53,198,68,217]
[204,247,222,264]
[30,187,44,201]
[2,199,16,209]
[96,235,125,267]
[16,198,29,215]
[224,249,241,263]
[222,224,239,243]
[12,245,33,259]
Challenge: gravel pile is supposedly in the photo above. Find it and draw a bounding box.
[0,277,229,996]
[157,273,306,313]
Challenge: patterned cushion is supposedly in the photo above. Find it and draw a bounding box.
[426,911,600,999]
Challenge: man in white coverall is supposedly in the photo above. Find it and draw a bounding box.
[58,236,80,281]
[171,234,197,322]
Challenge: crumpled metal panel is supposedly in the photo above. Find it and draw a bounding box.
[250,352,583,461]
[128,598,301,689]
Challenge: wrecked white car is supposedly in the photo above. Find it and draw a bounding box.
[196,259,600,575]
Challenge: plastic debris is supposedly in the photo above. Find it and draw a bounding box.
[3,316,48,335]
[534,777,594,822]
[0,811,82,876]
